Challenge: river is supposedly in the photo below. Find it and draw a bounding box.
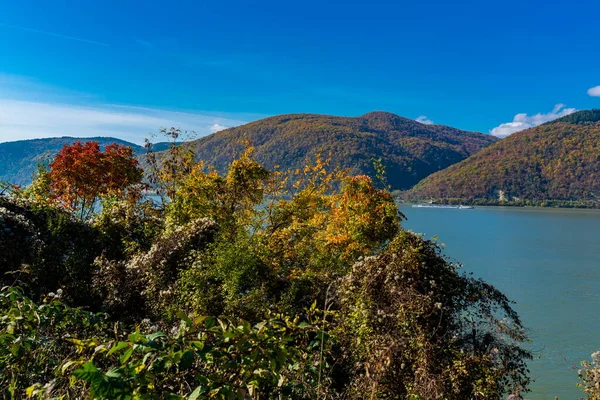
[400,205,600,399]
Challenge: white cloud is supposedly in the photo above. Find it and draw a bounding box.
[416,115,434,125]
[490,104,577,137]
[0,100,249,144]
[587,86,600,97]
[210,123,228,133]
[0,74,256,144]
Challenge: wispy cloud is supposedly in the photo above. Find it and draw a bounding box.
[416,115,434,125]
[587,86,600,97]
[0,100,251,144]
[0,22,109,47]
[490,104,576,137]
[0,74,255,144]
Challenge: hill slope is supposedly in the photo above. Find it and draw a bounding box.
[409,110,600,205]
[181,112,496,190]
[0,137,169,185]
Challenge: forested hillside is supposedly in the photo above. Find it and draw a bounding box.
[0,137,171,185]
[409,110,600,206]
[177,112,497,190]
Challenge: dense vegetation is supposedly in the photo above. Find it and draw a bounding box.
[0,137,536,399]
[408,111,600,207]
[0,137,171,186]
[173,112,496,191]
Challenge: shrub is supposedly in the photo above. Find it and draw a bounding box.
[0,286,108,398]
[0,194,102,306]
[0,286,334,399]
[92,218,217,322]
[335,231,531,399]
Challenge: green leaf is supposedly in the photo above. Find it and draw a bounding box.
[73,361,101,382]
[128,331,144,343]
[189,340,204,350]
[204,317,217,329]
[105,367,123,378]
[61,360,82,374]
[176,311,191,324]
[120,346,134,364]
[193,315,209,326]
[147,331,167,342]
[107,341,130,356]
[188,386,203,400]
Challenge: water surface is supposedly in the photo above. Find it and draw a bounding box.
[400,205,600,399]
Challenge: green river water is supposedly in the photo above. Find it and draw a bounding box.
[400,205,600,400]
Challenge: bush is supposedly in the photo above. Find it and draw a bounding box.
[335,231,531,399]
[0,286,334,399]
[0,286,108,398]
[0,195,102,306]
[92,218,217,322]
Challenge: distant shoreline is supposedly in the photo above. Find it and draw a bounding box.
[397,198,600,210]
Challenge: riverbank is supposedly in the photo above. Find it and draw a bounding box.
[395,194,600,209]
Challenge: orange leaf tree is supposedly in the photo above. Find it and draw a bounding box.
[49,141,143,220]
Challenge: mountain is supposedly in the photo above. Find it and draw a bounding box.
[408,109,600,206]
[0,137,171,185]
[179,112,497,190]
[1,113,496,190]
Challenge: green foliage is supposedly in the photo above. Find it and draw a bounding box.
[17,163,52,204]
[409,116,600,206]
[0,286,108,398]
[175,233,276,321]
[0,286,333,399]
[67,314,332,400]
[0,194,102,305]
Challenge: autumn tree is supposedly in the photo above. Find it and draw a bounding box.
[255,156,403,279]
[168,152,404,320]
[49,141,143,220]
[165,146,270,237]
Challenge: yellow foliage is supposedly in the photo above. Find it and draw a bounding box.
[160,143,402,285]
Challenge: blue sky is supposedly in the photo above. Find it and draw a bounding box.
[2,0,600,143]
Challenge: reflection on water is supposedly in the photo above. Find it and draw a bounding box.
[400,206,600,400]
